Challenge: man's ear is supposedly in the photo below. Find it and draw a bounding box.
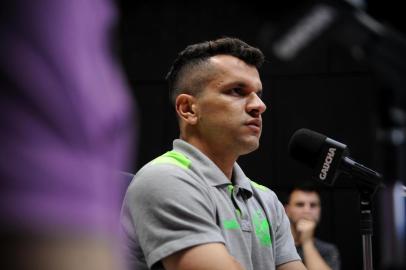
[175,94,198,125]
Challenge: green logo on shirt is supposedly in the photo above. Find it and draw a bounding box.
[253,210,272,247]
[223,219,240,230]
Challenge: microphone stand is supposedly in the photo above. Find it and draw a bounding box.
[341,152,383,270]
[357,185,377,270]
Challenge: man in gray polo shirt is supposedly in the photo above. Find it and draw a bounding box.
[121,37,306,270]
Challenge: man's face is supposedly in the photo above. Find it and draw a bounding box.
[285,190,321,225]
[193,55,266,156]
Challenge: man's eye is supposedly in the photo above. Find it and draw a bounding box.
[229,88,244,96]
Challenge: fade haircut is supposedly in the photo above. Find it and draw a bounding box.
[166,37,265,105]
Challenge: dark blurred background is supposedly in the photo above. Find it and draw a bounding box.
[116,1,405,269]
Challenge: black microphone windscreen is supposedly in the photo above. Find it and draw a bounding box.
[288,128,349,185]
[288,128,327,169]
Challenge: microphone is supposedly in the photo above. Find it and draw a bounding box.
[288,128,383,189]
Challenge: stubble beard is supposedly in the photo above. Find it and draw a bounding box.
[236,134,261,156]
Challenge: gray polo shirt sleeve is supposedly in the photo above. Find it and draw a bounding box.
[273,195,301,266]
[123,163,225,268]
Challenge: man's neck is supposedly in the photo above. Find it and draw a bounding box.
[182,137,237,180]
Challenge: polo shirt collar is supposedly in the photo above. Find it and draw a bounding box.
[232,163,253,198]
[173,139,253,197]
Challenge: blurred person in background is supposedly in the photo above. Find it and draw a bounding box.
[285,183,340,270]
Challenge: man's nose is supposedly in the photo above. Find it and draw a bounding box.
[302,204,313,213]
[247,93,267,116]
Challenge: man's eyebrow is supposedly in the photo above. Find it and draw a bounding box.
[222,82,263,92]
[220,82,247,88]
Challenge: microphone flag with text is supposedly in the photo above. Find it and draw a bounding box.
[288,128,383,189]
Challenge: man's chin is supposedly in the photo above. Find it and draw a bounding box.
[239,139,260,155]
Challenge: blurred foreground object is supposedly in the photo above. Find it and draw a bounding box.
[0,0,135,269]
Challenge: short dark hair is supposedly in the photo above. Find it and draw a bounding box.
[166,37,265,105]
[286,181,321,204]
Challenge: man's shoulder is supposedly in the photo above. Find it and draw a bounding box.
[314,238,339,252]
[126,150,204,196]
[135,150,193,178]
[149,150,192,170]
[249,179,286,214]
[314,238,341,268]
[249,180,279,200]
